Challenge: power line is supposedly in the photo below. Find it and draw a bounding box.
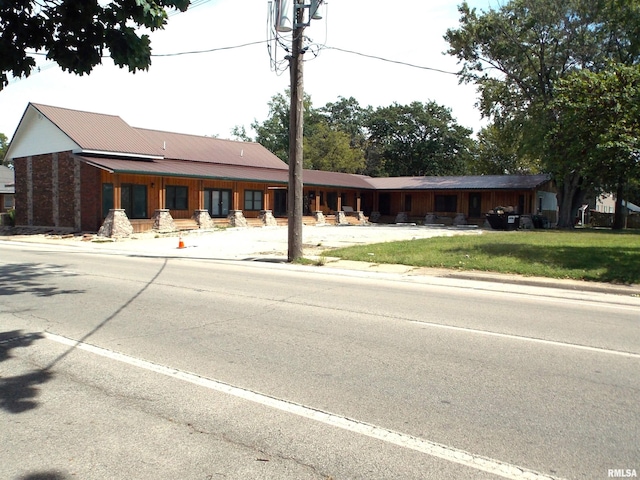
[151,40,268,57]
[319,46,460,76]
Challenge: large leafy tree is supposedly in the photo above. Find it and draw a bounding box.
[251,92,292,162]
[549,64,640,229]
[445,0,640,227]
[0,0,190,89]
[250,91,368,173]
[365,101,474,177]
[304,122,365,173]
[470,123,541,175]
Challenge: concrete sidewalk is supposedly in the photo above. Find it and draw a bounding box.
[2,224,639,297]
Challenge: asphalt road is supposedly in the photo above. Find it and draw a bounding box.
[1,240,639,479]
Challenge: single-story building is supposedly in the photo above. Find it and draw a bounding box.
[5,103,557,235]
[0,165,15,212]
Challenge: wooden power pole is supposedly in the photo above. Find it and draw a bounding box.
[287,6,305,262]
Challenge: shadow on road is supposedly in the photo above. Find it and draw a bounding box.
[0,263,85,297]
[0,331,53,414]
[0,259,169,415]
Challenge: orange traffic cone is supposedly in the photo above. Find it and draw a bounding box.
[178,236,185,249]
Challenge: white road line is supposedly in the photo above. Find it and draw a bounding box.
[43,332,561,480]
[409,320,640,358]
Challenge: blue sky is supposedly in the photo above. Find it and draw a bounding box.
[0,0,493,141]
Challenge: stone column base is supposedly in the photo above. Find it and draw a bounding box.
[355,211,367,224]
[424,213,437,224]
[453,213,467,226]
[335,211,348,225]
[193,209,214,229]
[369,211,381,223]
[228,210,248,227]
[395,212,409,223]
[259,210,278,227]
[152,209,175,232]
[98,209,133,238]
[313,211,325,225]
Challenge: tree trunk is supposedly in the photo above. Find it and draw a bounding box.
[612,181,626,230]
[556,172,585,229]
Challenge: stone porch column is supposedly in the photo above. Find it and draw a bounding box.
[98,209,133,238]
[152,209,175,232]
[259,210,277,226]
[193,209,214,229]
[228,210,248,227]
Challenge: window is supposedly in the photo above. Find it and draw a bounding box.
[4,194,14,210]
[166,185,188,210]
[435,194,457,213]
[244,190,263,211]
[102,183,114,218]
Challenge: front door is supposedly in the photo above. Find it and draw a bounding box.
[274,189,287,216]
[468,192,482,218]
[205,189,231,217]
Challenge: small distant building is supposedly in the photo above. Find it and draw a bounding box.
[0,165,15,211]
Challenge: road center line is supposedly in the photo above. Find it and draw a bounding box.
[43,331,560,480]
[409,320,640,358]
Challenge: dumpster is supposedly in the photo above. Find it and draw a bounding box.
[486,209,520,230]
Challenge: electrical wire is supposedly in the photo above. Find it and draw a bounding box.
[317,46,460,76]
[150,40,269,57]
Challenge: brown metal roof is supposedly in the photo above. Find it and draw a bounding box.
[31,103,162,157]
[135,128,288,170]
[303,169,375,189]
[366,174,552,191]
[79,156,290,183]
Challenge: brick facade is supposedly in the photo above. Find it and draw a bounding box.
[14,152,104,232]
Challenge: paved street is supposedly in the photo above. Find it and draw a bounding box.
[1,228,639,479]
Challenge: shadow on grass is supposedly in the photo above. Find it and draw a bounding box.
[455,243,640,284]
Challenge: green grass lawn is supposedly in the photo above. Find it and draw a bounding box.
[323,229,640,284]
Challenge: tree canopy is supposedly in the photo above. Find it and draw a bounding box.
[445,0,640,227]
[0,0,190,90]
[365,101,474,177]
[245,92,475,178]
[548,64,640,229]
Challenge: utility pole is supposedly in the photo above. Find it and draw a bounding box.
[287,5,304,262]
[271,0,323,261]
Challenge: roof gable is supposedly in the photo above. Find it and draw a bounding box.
[5,104,80,160]
[31,103,162,157]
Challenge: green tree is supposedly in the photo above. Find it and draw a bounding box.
[250,91,368,174]
[445,0,640,227]
[318,96,370,150]
[549,64,640,229]
[365,101,474,177]
[0,133,8,166]
[304,122,365,173]
[0,0,190,90]
[470,123,541,175]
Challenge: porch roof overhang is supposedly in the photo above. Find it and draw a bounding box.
[78,156,377,189]
[367,174,553,191]
[78,156,290,184]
